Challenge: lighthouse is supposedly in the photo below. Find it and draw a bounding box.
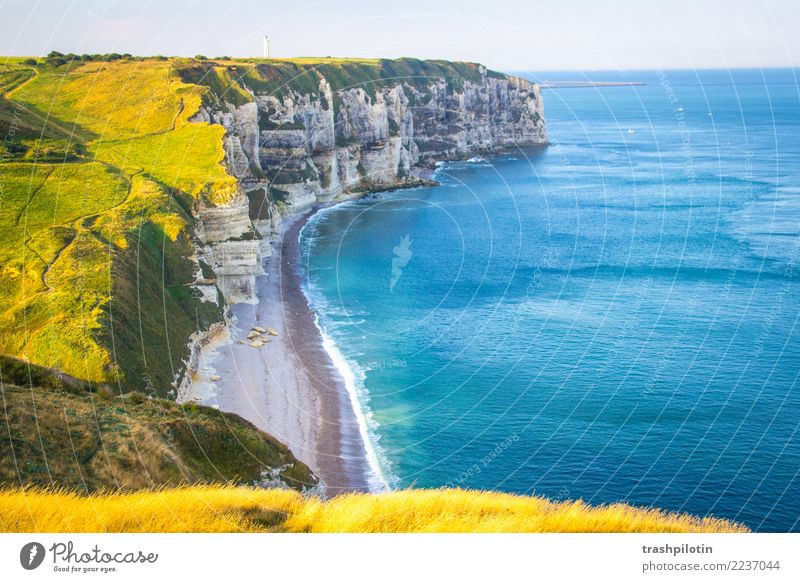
[262,35,270,59]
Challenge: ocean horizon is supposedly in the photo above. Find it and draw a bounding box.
[300,67,800,532]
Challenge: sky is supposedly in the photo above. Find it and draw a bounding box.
[0,0,797,72]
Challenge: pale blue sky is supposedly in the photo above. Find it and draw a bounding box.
[1,0,797,71]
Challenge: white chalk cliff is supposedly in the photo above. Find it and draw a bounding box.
[189,60,547,304]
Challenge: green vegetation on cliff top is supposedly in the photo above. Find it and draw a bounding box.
[179,56,506,108]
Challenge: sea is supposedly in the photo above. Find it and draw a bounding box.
[299,68,800,532]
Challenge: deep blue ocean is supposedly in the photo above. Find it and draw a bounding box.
[300,69,800,532]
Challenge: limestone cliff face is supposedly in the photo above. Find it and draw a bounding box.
[245,67,546,203]
[187,60,546,304]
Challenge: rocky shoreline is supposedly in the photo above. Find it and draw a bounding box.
[179,209,372,494]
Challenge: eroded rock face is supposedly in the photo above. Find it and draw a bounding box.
[191,194,262,304]
[204,239,262,304]
[201,101,260,181]
[198,194,252,243]
[192,63,546,305]
[247,67,547,202]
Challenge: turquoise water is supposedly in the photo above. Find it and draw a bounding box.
[300,69,800,531]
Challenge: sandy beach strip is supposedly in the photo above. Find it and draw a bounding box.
[193,211,372,495]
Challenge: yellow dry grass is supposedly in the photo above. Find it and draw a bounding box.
[0,485,747,533]
[10,61,187,139]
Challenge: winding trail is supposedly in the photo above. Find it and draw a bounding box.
[39,228,76,292]
[38,168,139,292]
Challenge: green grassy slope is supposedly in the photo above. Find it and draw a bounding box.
[0,356,315,491]
[0,58,232,391]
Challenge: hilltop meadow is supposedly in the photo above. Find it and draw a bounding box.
[1,54,234,392]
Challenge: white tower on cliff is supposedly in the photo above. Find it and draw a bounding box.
[262,35,270,59]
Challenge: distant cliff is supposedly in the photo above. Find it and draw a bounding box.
[178,58,547,303]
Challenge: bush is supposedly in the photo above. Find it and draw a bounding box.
[22,58,37,66]
[124,391,147,404]
[44,51,65,67]
[181,401,201,415]
[96,385,116,400]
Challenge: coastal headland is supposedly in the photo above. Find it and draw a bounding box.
[0,55,547,491]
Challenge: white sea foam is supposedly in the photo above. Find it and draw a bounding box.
[299,214,399,493]
[316,322,396,492]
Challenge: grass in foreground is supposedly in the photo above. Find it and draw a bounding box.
[0,485,747,533]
